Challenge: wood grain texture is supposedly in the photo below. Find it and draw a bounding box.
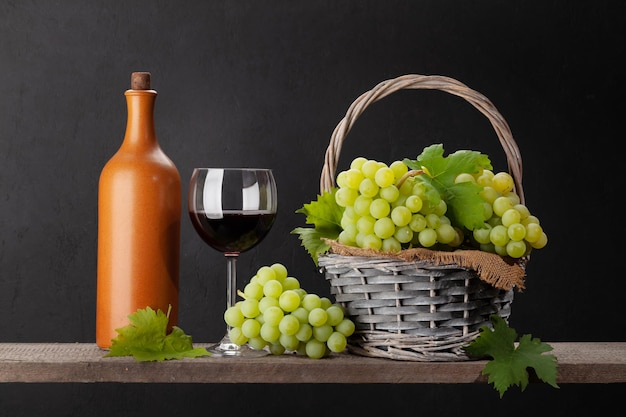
[0,342,624,384]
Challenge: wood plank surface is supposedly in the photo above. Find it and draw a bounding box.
[0,342,624,384]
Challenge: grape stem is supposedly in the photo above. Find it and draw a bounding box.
[396,169,424,188]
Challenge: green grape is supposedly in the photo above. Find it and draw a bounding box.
[405,195,423,213]
[302,293,322,311]
[335,318,355,337]
[243,281,264,300]
[313,324,334,342]
[393,226,413,244]
[260,322,280,343]
[327,332,348,353]
[255,266,277,285]
[412,182,427,198]
[369,198,391,219]
[291,307,310,323]
[494,244,508,256]
[439,215,451,225]
[454,172,476,183]
[320,297,332,310]
[361,233,382,249]
[493,196,514,217]
[353,195,372,216]
[398,178,414,196]
[436,223,457,244]
[391,206,412,226]
[487,215,502,227]
[473,224,492,245]
[382,237,402,252]
[356,215,376,234]
[359,178,379,198]
[492,172,515,194]
[524,223,543,243]
[279,333,300,351]
[224,305,245,328]
[390,160,408,180]
[229,327,248,345]
[263,279,283,298]
[479,186,499,204]
[350,156,368,170]
[475,169,494,186]
[240,298,260,318]
[325,305,345,326]
[424,213,441,229]
[278,314,300,336]
[489,224,510,247]
[513,204,530,220]
[507,223,526,241]
[305,338,327,359]
[338,226,357,245]
[449,227,465,247]
[409,213,427,232]
[282,276,301,291]
[482,201,494,221]
[247,336,267,351]
[355,232,366,248]
[269,343,286,355]
[374,217,395,239]
[361,160,380,179]
[335,171,349,188]
[379,185,400,203]
[295,323,313,342]
[270,264,287,282]
[335,187,358,207]
[263,305,284,326]
[506,240,527,258]
[375,167,395,188]
[308,307,328,327]
[278,290,301,312]
[258,296,279,313]
[521,215,540,226]
[530,232,548,249]
[418,228,438,247]
[433,200,448,216]
[343,205,358,222]
[343,168,364,189]
[504,191,521,206]
[241,318,261,338]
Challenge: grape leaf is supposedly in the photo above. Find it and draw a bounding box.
[464,314,559,397]
[291,188,343,265]
[404,144,492,230]
[104,306,211,362]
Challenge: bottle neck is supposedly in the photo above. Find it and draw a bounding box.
[121,89,158,151]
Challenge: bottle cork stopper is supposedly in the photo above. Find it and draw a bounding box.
[131,72,151,90]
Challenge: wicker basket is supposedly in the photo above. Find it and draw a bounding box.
[317,74,526,362]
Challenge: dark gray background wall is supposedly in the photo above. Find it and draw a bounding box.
[1,1,623,416]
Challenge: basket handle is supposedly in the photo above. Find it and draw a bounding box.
[320,74,524,203]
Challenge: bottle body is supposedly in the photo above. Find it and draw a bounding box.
[96,84,181,348]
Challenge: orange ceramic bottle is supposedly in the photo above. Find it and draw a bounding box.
[96,72,181,349]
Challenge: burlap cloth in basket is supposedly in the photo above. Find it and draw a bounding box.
[324,239,526,291]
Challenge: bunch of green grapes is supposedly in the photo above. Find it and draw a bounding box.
[463,169,547,258]
[333,156,547,259]
[224,263,355,359]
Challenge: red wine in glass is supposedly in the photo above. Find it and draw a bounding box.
[188,168,277,356]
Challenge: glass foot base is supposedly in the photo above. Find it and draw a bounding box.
[207,336,268,357]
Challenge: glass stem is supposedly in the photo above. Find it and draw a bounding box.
[225,253,239,332]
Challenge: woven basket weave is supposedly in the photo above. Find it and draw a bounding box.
[318,74,525,362]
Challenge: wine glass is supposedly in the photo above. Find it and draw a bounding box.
[188,168,277,356]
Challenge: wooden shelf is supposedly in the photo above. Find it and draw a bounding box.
[1,342,624,384]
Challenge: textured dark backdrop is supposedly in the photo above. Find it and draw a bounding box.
[1,1,624,416]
